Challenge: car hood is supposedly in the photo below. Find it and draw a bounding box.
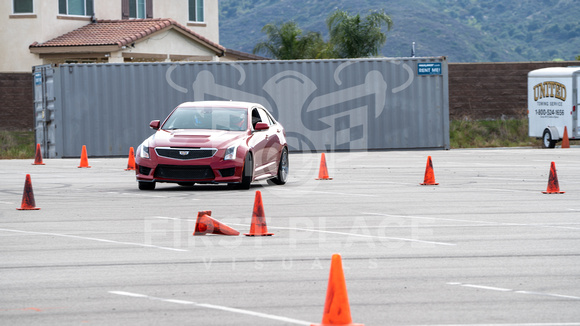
[152,129,247,149]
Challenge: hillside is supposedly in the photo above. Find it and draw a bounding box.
[218,0,580,62]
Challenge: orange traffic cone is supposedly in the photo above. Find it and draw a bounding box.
[78,145,91,168]
[32,143,45,165]
[244,190,274,236]
[17,174,40,210]
[316,153,333,180]
[193,211,240,236]
[542,161,565,194]
[311,254,364,326]
[125,147,136,171]
[562,126,570,148]
[420,156,439,185]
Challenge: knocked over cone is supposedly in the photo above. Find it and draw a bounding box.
[193,211,240,236]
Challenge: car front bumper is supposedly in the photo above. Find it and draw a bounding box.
[135,149,245,184]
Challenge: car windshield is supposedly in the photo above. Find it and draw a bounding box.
[162,107,248,131]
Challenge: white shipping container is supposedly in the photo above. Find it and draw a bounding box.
[528,67,580,148]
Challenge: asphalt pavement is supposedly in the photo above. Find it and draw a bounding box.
[1,148,579,325]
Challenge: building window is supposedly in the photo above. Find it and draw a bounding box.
[59,0,94,16]
[122,0,152,19]
[13,0,33,14]
[189,0,204,22]
[129,0,146,18]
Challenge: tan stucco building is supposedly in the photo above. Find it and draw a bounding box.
[1,0,258,73]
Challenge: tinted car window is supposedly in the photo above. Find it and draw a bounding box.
[163,107,247,131]
[257,108,273,126]
[251,108,262,128]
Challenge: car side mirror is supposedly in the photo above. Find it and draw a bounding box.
[149,120,160,130]
[254,122,269,131]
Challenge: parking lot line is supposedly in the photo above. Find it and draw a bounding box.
[108,291,313,325]
[233,223,456,246]
[151,216,456,246]
[412,323,580,326]
[0,228,187,252]
[447,282,580,300]
[364,213,580,230]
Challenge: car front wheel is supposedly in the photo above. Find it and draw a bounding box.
[138,181,156,190]
[269,147,288,185]
[239,153,253,190]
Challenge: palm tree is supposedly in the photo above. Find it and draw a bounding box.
[326,9,393,58]
[253,21,326,60]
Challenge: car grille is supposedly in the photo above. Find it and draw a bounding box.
[155,147,217,160]
[154,165,215,180]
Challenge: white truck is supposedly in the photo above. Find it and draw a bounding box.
[528,67,580,148]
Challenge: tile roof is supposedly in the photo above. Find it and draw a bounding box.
[225,48,271,61]
[29,18,225,54]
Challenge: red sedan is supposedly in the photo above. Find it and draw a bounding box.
[135,101,288,190]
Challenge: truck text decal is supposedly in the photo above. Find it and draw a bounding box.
[533,81,566,101]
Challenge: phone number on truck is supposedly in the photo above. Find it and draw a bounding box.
[534,109,565,116]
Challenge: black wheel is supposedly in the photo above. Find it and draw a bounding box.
[138,181,156,190]
[239,153,253,190]
[269,147,288,185]
[542,128,556,148]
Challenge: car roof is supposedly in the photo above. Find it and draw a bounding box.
[176,101,260,109]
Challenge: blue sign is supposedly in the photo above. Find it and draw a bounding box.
[34,73,42,85]
[418,63,442,75]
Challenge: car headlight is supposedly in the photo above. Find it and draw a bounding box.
[224,145,238,160]
[138,141,150,159]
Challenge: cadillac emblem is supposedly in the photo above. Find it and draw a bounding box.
[179,151,190,156]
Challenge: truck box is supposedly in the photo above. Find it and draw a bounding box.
[528,67,580,148]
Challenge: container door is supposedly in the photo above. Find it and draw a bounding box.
[575,74,580,138]
[33,65,57,158]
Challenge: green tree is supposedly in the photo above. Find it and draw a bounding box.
[326,9,393,58]
[253,21,326,59]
